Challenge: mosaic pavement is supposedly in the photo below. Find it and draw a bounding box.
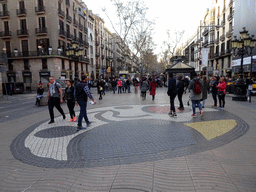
[11,104,249,168]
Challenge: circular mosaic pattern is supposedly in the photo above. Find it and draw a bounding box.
[142,106,192,114]
[10,105,249,168]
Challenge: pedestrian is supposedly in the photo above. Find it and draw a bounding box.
[177,76,184,110]
[188,72,204,117]
[217,77,227,109]
[117,79,122,94]
[9,84,13,96]
[35,84,44,106]
[102,79,106,95]
[88,79,92,90]
[97,79,103,100]
[183,77,189,94]
[74,75,96,131]
[202,76,209,108]
[122,79,127,93]
[126,77,131,93]
[111,78,117,94]
[140,77,149,100]
[167,73,177,117]
[64,80,76,122]
[210,76,218,107]
[150,78,157,100]
[47,76,66,124]
[134,78,139,93]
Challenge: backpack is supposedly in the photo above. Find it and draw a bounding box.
[193,80,202,94]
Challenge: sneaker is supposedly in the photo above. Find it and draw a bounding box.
[191,114,196,117]
[63,115,66,120]
[87,121,92,126]
[202,106,204,108]
[172,113,177,117]
[73,116,77,121]
[48,120,55,124]
[178,107,184,110]
[69,118,73,122]
[212,105,217,108]
[168,112,173,116]
[77,126,86,131]
[200,110,204,117]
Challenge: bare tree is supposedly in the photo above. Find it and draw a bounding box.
[160,30,185,68]
[103,0,155,62]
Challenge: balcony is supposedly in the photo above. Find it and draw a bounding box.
[101,55,105,59]
[17,29,29,37]
[226,30,233,38]
[16,9,26,16]
[78,38,83,44]
[59,29,66,38]
[96,52,100,57]
[202,28,209,36]
[202,40,209,47]
[221,19,225,26]
[220,34,225,42]
[73,36,79,42]
[83,41,89,48]
[84,27,88,34]
[209,40,215,45]
[229,0,233,7]
[101,44,104,49]
[228,13,233,21]
[58,9,65,18]
[35,28,47,35]
[0,31,11,38]
[96,64,100,69]
[214,52,219,58]
[79,24,83,30]
[66,14,72,23]
[81,57,90,63]
[226,49,232,54]
[73,19,78,27]
[67,33,73,40]
[209,27,215,32]
[0,11,9,19]
[35,6,45,14]
[7,50,67,58]
[220,50,226,55]
[96,40,100,46]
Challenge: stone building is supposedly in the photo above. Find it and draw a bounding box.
[0,0,91,90]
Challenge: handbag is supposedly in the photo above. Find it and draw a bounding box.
[217,91,224,96]
[99,87,103,91]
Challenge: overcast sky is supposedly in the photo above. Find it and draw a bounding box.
[85,0,212,56]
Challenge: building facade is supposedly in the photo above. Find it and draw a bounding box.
[0,0,93,90]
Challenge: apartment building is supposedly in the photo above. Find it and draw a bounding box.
[0,0,92,90]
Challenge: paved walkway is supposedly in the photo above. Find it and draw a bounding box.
[0,87,256,191]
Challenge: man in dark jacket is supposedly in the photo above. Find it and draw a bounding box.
[177,76,184,110]
[74,75,96,131]
[210,76,218,107]
[111,78,117,94]
[167,73,177,117]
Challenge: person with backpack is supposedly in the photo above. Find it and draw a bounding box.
[140,77,149,100]
[188,72,204,117]
[167,73,177,117]
[111,78,117,94]
[47,76,66,124]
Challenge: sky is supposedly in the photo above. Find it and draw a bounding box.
[85,0,212,57]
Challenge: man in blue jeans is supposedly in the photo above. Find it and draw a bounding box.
[188,72,204,117]
[74,75,96,131]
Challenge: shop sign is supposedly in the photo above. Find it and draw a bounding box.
[7,73,15,77]
[23,72,31,76]
[40,72,50,76]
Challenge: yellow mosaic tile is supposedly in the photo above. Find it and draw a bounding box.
[185,119,237,140]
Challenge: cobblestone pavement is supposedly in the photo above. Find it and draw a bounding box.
[1,87,256,191]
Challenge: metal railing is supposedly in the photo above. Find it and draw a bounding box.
[220,34,225,41]
[73,19,78,26]
[59,29,66,37]
[35,6,45,13]
[67,33,73,40]
[0,31,12,37]
[16,9,26,16]
[17,29,29,36]
[35,28,47,34]
[58,9,65,18]
[0,11,9,17]
[66,15,72,22]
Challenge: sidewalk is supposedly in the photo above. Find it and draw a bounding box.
[0,87,256,191]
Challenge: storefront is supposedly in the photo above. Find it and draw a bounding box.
[39,71,50,87]
[23,71,32,91]
[7,72,16,83]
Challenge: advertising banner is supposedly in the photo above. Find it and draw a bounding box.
[201,48,210,66]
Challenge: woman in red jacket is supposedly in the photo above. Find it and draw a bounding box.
[150,78,157,100]
[216,77,227,109]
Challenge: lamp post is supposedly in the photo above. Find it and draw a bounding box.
[65,40,83,80]
[231,27,256,101]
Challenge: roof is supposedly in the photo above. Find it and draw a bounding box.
[165,62,195,73]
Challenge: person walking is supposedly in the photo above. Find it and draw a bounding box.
[217,77,227,109]
[74,75,96,131]
[140,77,149,100]
[47,76,66,124]
[202,76,209,108]
[64,80,76,122]
[35,84,44,106]
[117,79,122,94]
[188,73,204,117]
[177,76,184,110]
[111,78,117,94]
[167,73,177,117]
[97,79,103,100]
[210,76,218,107]
[150,78,157,100]
[126,77,131,93]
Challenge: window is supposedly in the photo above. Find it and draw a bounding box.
[90,45,93,54]
[2,3,8,11]
[5,41,11,57]
[19,0,25,10]
[39,17,46,29]
[79,32,82,40]
[4,21,9,32]
[69,60,72,70]
[38,0,44,7]
[22,40,29,56]
[20,19,27,30]
[81,63,83,71]
[74,29,77,39]
[66,0,70,6]
[62,59,65,69]
[24,59,29,70]
[42,59,47,69]
[59,20,64,30]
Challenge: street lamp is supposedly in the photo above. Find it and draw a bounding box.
[231,27,256,101]
[65,41,84,79]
